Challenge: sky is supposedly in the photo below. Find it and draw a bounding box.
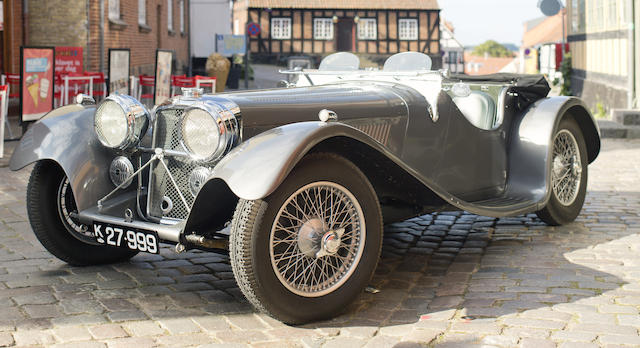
[438,0,557,47]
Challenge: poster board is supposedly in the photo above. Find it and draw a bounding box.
[55,46,84,75]
[154,50,173,105]
[215,34,246,57]
[0,86,7,158]
[20,47,55,122]
[108,48,131,95]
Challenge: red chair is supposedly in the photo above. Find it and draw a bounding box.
[138,75,155,105]
[84,72,107,101]
[53,74,64,107]
[171,76,195,96]
[195,75,216,94]
[0,85,12,139]
[5,74,21,100]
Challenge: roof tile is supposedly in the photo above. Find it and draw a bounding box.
[248,0,440,10]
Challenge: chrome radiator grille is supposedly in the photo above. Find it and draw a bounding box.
[148,108,197,220]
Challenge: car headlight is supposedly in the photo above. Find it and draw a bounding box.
[94,95,149,150]
[181,102,238,162]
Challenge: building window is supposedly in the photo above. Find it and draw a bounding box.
[357,18,377,40]
[314,18,333,40]
[138,0,146,26]
[398,19,418,40]
[167,0,174,32]
[592,0,604,30]
[271,18,291,40]
[607,0,617,28]
[179,0,185,33]
[108,0,120,21]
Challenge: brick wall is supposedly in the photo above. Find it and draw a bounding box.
[2,0,189,76]
[88,0,190,75]
[27,0,88,48]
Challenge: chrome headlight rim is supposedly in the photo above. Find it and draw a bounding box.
[94,94,150,150]
[180,102,239,163]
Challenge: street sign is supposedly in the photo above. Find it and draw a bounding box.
[215,34,247,56]
[538,0,561,16]
[247,22,261,36]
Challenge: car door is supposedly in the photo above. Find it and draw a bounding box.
[435,84,509,201]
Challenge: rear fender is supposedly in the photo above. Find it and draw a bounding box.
[508,96,600,206]
[9,105,116,212]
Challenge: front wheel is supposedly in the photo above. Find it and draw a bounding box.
[230,153,383,324]
[536,117,588,225]
[27,161,138,265]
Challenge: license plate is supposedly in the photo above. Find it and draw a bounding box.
[92,222,159,254]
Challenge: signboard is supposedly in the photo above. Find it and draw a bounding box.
[247,22,260,36]
[108,48,130,95]
[215,34,246,56]
[55,46,83,74]
[154,50,173,105]
[21,47,55,122]
[0,86,7,158]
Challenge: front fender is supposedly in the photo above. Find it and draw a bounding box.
[9,104,116,212]
[508,96,601,206]
[206,121,394,200]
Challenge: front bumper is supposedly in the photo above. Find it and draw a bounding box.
[77,206,184,243]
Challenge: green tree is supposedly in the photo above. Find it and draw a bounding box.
[472,40,514,58]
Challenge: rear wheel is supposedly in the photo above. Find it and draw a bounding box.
[230,153,383,324]
[536,117,588,225]
[27,161,138,265]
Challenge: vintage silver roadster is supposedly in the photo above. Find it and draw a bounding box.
[10,52,600,324]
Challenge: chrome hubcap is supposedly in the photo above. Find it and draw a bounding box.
[269,181,365,297]
[551,129,582,206]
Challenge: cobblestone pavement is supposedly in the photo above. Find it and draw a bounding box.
[0,139,639,348]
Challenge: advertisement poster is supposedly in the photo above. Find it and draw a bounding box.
[154,50,173,105]
[55,46,83,74]
[108,49,130,95]
[21,47,55,122]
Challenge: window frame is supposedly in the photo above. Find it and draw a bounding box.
[357,18,377,40]
[108,0,121,21]
[313,18,334,40]
[179,0,185,33]
[167,0,174,32]
[271,17,292,40]
[138,0,146,26]
[398,18,418,40]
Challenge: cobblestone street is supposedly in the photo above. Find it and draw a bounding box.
[0,138,639,348]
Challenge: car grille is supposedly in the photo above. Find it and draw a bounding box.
[148,108,197,220]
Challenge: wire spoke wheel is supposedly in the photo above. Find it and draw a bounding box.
[269,181,365,297]
[551,129,582,206]
[57,179,88,235]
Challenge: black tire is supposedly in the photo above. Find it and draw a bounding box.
[27,161,138,266]
[230,153,383,324]
[536,117,588,225]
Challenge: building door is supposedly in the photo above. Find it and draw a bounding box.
[336,19,354,52]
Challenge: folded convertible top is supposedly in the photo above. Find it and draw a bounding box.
[450,73,550,96]
[449,73,551,108]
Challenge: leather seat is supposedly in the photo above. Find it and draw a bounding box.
[452,91,497,130]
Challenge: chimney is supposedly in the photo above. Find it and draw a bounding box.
[484,52,489,60]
